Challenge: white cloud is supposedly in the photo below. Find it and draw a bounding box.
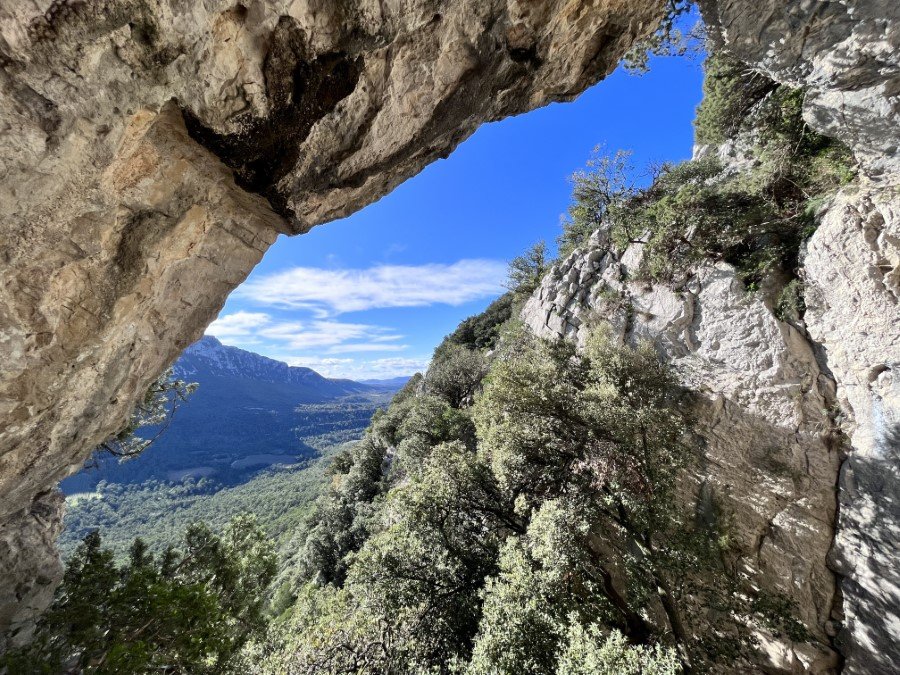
[284,356,354,370]
[285,355,430,380]
[206,313,408,354]
[328,343,410,354]
[237,259,507,314]
[206,311,272,337]
[205,258,503,379]
[258,320,403,352]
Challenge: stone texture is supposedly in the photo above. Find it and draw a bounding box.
[698,0,900,179]
[0,0,665,650]
[697,2,900,669]
[804,184,900,675]
[0,491,63,651]
[1,0,898,667]
[523,233,843,673]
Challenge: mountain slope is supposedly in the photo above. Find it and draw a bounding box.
[61,337,398,491]
[357,376,412,390]
[176,336,371,397]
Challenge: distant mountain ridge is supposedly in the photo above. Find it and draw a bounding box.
[358,376,412,390]
[62,337,406,493]
[177,336,371,396]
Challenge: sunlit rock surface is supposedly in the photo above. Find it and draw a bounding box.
[1,0,898,666]
[522,231,843,673]
[699,0,900,179]
[804,185,900,675]
[697,1,899,669]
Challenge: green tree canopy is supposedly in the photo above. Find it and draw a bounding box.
[5,515,276,674]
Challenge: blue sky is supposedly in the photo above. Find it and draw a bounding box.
[206,50,705,380]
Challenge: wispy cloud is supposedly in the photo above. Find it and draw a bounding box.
[207,259,503,379]
[258,320,399,351]
[236,259,507,315]
[207,313,407,354]
[285,355,430,380]
[205,311,271,337]
[328,343,410,354]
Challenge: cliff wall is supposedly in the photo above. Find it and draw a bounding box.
[0,0,896,667]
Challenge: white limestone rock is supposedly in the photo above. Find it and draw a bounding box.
[523,239,842,673]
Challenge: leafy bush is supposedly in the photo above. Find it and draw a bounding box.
[775,279,805,323]
[693,55,775,146]
[298,437,386,585]
[254,323,807,673]
[426,342,488,408]
[507,240,550,297]
[558,625,681,675]
[558,148,636,258]
[559,60,856,293]
[441,293,515,352]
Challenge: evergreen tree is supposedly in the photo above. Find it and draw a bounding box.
[4,516,275,674]
[507,241,549,298]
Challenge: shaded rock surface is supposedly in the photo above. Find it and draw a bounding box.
[0,0,898,667]
[0,491,63,651]
[804,185,900,675]
[0,0,664,650]
[698,0,900,179]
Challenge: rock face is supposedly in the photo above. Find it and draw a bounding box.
[522,234,843,673]
[0,0,897,667]
[804,186,900,674]
[0,0,665,650]
[0,491,63,650]
[696,1,900,671]
[698,0,900,179]
[521,1,900,666]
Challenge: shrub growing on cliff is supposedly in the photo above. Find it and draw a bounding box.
[558,148,637,258]
[558,625,681,675]
[426,343,488,409]
[693,55,775,147]
[96,367,198,459]
[257,319,807,673]
[507,240,550,298]
[471,326,805,670]
[562,60,857,291]
[299,436,387,585]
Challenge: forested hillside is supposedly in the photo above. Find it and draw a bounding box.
[62,336,394,492]
[59,440,351,561]
[247,311,802,674]
[60,337,402,560]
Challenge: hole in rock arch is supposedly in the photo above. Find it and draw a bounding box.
[54,42,705,669]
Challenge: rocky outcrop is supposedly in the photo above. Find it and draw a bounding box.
[0,491,63,651]
[0,0,897,666]
[804,186,900,674]
[695,2,900,671]
[522,233,843,673]
[698,0,900,179]
[0,0,665,649]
